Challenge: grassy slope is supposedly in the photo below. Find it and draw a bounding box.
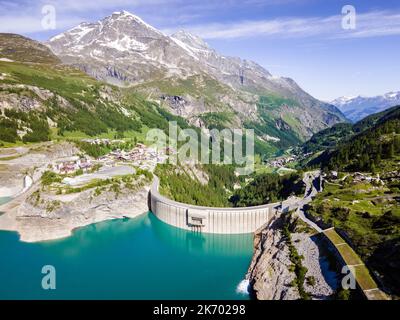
[0,60,199,146]
[302,107,400,296]
[308,179,400,295]
[303,105,400,155]
[307,106,400,172]
[135,74,308,158]
[0,33,61,64]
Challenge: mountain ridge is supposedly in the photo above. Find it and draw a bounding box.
[0,33,61,64]
[0,33,200,148]
[332,91,400,123]
[46,10,346,147]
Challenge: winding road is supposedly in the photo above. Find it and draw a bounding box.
[296,171,323,233]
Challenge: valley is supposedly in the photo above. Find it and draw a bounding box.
[0,8,399,301]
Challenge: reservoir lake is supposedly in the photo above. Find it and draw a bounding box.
[0,197,253,300]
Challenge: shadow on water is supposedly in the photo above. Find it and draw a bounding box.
[0,212,253,299]
[148,212,254,257]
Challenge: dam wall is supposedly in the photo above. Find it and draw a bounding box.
[149,177,281,234]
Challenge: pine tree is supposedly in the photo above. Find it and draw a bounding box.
[389,141,395,158]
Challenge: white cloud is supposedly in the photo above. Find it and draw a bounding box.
[338,11,400,39]
[164,10,400,40]
[1,0,399,42]
[43,0,170,13]
[0,15,84,34]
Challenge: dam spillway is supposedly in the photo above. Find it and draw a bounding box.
[149,177,281,234]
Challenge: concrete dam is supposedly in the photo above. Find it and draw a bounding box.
[149,177,281,234]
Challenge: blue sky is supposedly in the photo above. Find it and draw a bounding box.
[0,0,399,101]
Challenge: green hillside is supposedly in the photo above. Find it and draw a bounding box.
[308,106,400,173]
[303,106,400,297]
[0,35,199,147]
[302,123,353,153]
[134,73,333,158]
[0,33,61,64]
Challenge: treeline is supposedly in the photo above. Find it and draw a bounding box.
[155,164,239,207]
[310,116,400,172]
[74,141,112,158]
[0,117,19,143]
[0,91,197,145]
[52,98,143,137]
[199,112,234,131]
[229,172,305,207]
[0,109,50,143]
[302,123,353,153]
[74,140,138,158]
[156,164,306,208]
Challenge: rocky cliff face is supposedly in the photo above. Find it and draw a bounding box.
[247,217,300,300]
[0,140,151,242]
[247,216,339,300]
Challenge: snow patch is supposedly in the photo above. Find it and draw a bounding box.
[99,35,148,52]
[170,37,200,60]
[49,33,65,41]
[385,92,399,99]
[71,25,95,42]
[0,58,14,62]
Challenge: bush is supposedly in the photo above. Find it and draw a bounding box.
[0,117,20,143]
[372,211,400,234]
[73,169,84,176]
[0,127,19,143]
[306,276,316,287]
[75,141,110,158]
[41,171,62,186]
[136,168,153,180]
[332,207,350,222]
[334,288,351,300]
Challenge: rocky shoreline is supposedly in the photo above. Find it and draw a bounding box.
[0,141,154,242]
[0,185,150,242]
[247,215,339,300]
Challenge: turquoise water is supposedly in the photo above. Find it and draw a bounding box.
[0,199,253,300]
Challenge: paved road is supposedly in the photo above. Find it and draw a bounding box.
[62,165,135,186]
[295,171,323,233]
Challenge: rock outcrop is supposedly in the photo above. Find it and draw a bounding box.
[247,217,300,300]
[12,185,150,242]
[247,216,339,300]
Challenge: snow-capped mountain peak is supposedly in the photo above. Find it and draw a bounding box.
[46,10,344,123]
[44,10,346,139]
[384,91,400,99]
[332,91,400,122]
[109,10,163,35]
